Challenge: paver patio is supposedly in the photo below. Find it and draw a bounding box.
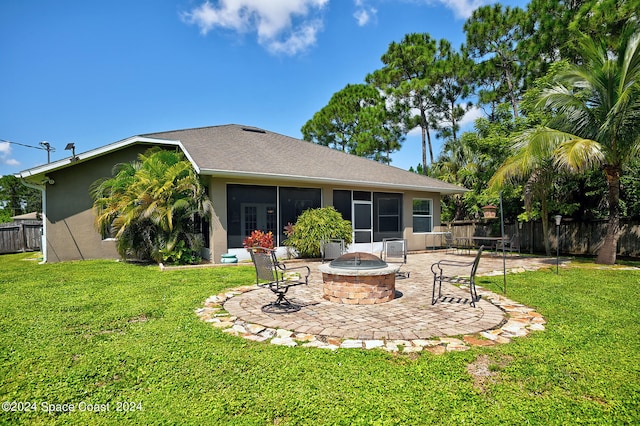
[199,250,564,351]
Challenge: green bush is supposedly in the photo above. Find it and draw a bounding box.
[159,237,203,265]
[283,207,353,258]
[91,148,213,265]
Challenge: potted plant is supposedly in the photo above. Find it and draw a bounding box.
[481,205,497,219]
[243,230,275,252]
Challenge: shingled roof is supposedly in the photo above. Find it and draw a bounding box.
[17,124,465,195]
[142,124,465,194]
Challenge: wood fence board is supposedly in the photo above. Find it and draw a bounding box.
[0,222,42,254]
[447,219,640,258]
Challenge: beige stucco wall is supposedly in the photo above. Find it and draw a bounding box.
[208,177,229,265]
[402,189,443,251]
[206,177,443,262]
[44,145,150,262]
[43,162,445,263]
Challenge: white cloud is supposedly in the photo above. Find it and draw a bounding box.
[353,0,485,24]
[0,142,11,155]
[0,142,20,167]
[400,104,484,136]
[353,0,377,26]
[181,0,490,54]
[267,20,324,55]
[459,105,484,128]
[353,9,370,26]
[432,0,485,19]
[182,0,329,55]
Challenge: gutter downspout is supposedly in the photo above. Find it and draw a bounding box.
[20,180,47,264]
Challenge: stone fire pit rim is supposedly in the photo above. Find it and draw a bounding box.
[318,262,401,277]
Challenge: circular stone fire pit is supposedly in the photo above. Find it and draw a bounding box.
[318,252,400,304]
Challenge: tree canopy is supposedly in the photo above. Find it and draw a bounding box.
[0,175,41,223]
[516,26,640,264]
[301,83,405,163]
[366,33,441,171]
[300,1,640,263]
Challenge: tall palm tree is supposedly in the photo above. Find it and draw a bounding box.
[516,26,640,264]
[432,134,479,221]
[489,136,557,255]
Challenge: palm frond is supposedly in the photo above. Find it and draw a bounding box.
[89,148,212,263]
[555,138,604,172]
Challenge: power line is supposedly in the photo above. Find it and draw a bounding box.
[0,138,47,150]
[0,138,56,163]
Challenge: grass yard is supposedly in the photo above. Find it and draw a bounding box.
[1,252,639,425]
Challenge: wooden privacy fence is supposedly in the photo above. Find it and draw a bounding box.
[0,221,42,254]
[446,218,640,258]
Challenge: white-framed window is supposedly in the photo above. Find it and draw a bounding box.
[374,193,402,241]
[412,198,433,233]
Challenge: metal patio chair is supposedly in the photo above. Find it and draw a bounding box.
[496,234,521,256]
[382,238,410,279]
[431,246,483,307]
[249,247,310,313]
[444,232,456,254]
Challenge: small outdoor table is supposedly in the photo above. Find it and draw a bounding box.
[455,236,507,254]
[424,231,451,251]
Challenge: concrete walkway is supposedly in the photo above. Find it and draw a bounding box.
[197,250,562,352]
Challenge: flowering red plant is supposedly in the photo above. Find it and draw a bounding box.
[243,230,274,250]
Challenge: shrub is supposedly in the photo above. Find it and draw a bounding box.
[283,207,352,258]
[243,230,274,250]
[91,148,213,264]
[159,237,203,265]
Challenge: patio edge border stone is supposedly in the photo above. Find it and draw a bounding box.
[195,285,546,354]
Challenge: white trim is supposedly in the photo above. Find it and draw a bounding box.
[15,137,199,179]
[202,168,464,194]
[20,181,46,263]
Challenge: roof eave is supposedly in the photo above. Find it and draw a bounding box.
[200,169,467,194]
[14,137,198,182]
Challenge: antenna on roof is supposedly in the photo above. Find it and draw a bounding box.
[65,143,78,161]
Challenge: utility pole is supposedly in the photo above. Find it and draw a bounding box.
[1,138,56,164]
[39,141,55,163]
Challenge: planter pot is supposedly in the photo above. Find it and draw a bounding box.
[221,254,238,264]
[482,205,497,219]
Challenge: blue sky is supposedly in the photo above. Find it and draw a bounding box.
[0,0,524,176]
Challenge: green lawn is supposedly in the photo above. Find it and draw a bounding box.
[1,253,639,425]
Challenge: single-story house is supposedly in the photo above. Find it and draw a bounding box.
[16,124,466,263]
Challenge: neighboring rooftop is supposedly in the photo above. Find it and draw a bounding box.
[11,212,41,221]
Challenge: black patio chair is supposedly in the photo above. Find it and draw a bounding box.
[381,238,410,278]
[249,247,310,313]
[431,246,483,307]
